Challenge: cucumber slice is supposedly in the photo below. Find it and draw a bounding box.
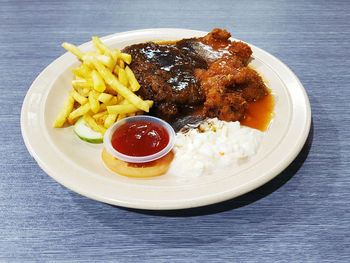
[73,117,103,143]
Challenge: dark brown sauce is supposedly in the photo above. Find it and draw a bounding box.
[132,42,207,93]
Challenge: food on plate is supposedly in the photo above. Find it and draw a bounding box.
[102,148,174,178]
[102,115,176,177]
[53,28,274,178]
[168,118,263,177]
[73,117,104,143]
[122,41,206,121]
[111,120,170,157]
[53,93,75,128]
[53,36,153,139]
[122,28,269,129]
[240,88,274,131]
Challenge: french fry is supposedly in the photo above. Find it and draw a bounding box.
[117,114,126,121]
[87,57,150,112]
[117,67,129,87]
[111,49,121,62]
[99,95,118,112]
[120,98,130,105]
[104,85,118,96]
[118,58,125,68]
[93,110,108,120]
[113,64,121,76]
[84,51,100,57]
[70,88,88,105]
[92,36,113,57]
[53,95,75,128]
[91,70,106,92]
[108,96,119,105]
[120,53,132,64]
[106,104,140,115]
[95,54,115,70]
[92,37,117,70]
[92,37,105,54]
[71,64,92,79]
[83,114,107,134]
[62,42,84,60]
[104,113,117,128]
[88,90,100,113]
[68,103,90,123]
[107,100,153,115]
[125,66,140,91]
[97,93,113,104]
[73,86,90,97]
[93,111,108,126]
[72,79,93,90]
[56,37,154,135]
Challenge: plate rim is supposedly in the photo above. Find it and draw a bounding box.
[21,28,311,210]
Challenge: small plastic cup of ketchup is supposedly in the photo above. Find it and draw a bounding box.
[103,115,175,163]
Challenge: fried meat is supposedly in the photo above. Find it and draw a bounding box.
[122,28,268,125]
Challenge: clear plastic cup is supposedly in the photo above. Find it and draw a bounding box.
[103,115,175,163]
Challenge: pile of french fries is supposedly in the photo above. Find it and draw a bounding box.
[53,36,153,134]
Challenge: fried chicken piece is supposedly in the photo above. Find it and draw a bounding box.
[201,28,232,43]
[200,28,253,65]
[234,67,268,101]
[198,53,267,121]
[198,71,246,121]
[204,85,247,121]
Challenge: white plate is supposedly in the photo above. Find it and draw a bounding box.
[21,29,311,210]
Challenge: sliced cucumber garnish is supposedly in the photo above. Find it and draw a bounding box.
[74,117,103,143]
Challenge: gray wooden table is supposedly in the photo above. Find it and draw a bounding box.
[1,0,349,262]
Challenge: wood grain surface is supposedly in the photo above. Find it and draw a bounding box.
[1,0,349,262]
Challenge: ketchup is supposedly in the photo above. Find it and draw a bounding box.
[111,120,169,157]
